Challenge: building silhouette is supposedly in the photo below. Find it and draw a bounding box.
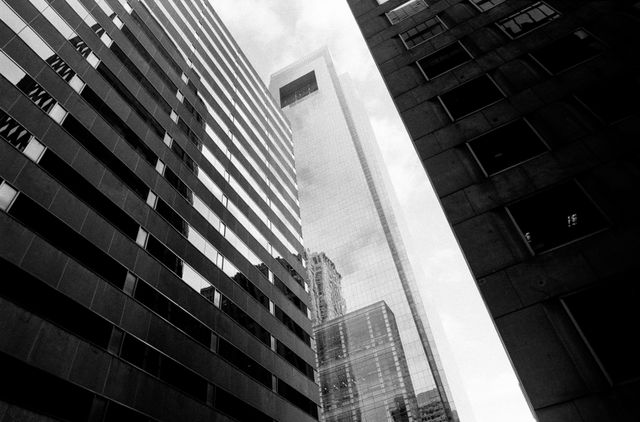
[0,0,318,420]
[315,301,420,422]
[306,251,347,325]
[270,48,457,421]
[347,1,640,421]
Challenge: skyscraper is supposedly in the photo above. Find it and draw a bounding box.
[270,48,456,421]
[315,301,418,422]
[307,251,347,325]
[0,0,318,420]
[347,1,640,421]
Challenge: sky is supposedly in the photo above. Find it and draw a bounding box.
[212,1,537,421]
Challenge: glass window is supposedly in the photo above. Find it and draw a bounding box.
[508,182,607,253]
[48,103,67,124]
[386,0,428,25]
[400,16,446,49]
[467,119,547,175]
[0,181,18,211]
[469,0,506,11]
[563,282,640,384]
[0,50,26,86]
[417,42,472,80]
[280,71,318,107]
[0,1,27,34]
[17,26,54,60]
[23,137,46,162]
[497,2,560,38]
[438,75,503,120]
[531,29,605,74]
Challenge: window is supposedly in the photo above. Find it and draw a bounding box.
[218,338,272,388]
[574,82,639,124]
[563,282,640,384]
[280,71,318,107]
[467,119,547,175]
[170,110,179,123]
[508,182,607,253]
[469,0,506,11]
[497,2,560,38]
[0,181,18,211]
[438,75,503,120]
[386,0,428,25]
[417,42,472,80]
[400,16,446,49]
[531,29,605,74]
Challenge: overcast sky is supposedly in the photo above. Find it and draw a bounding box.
[212,1,536,421]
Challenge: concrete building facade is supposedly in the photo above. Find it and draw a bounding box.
[269,49,457,421]
[346,1,640,421]
[0,0,319,420]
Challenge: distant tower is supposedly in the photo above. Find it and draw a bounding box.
[315,301,420,422]
[306,251,347,324]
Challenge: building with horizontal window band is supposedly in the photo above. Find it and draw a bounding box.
[0,0,320,421]
[270,48,458,422]
[346,0,640,421]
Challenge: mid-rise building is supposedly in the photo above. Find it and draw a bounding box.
[347,1,640,421]
[270,48,457,421]
[0,0,319,420]
[315,301,418,422]
[306,251,347,325]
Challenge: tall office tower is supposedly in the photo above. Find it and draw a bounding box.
[306,251,347,324]
[0,0,319,421]
[270,49,456,422]
[346,0,640,421]
[315,301,418,422]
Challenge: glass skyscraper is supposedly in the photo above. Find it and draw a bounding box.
[0,0,318,420]
[270,48,456,421]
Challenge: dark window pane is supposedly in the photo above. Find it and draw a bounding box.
[497,2,560,38]
[508,182,607,252]
[276,340,315,381]
[277,379,319,418]
[218,338,272,388]
[16,74,56,113]
[417,42,472,79]
[400,16,445,48]
[275,305,311,346]
[0,109,32,151]
[564,282,640,383]
[164,167,192,201]
[145,235,184,277]
[468,120,547,175]
[532,29,605,74]
[439,76,503,120]
[280,71,318,107]
[0,352,94,422]
[156,198,188,236]
[8,195,128,288]
[575,82,639,124]
[470,0,506,11]
[386,0,428,25]
[220,296,270,345]
[232,271,270,309]
[215,387,273,422]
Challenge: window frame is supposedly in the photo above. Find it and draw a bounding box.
[399,15,447,50]
[416,41,473,81]
[560,290,614,386]
[436,74,505,121]
[385,0,429,25]
[495,1,561,40]
[505,180,609,255]
[529,28,605,76]
[465,118,550,177]
[468,0,507,12]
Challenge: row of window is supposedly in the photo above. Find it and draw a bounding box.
[0,96,311,382]
[0,257,300,422]
[0,1,307,297]
[0,176,316,391]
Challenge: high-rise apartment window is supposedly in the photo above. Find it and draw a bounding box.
[469,0,506,11]
[467,120,548,175]
[386,0,428,25]
[438,75,504,120]
[507,182,607,253]
[497,2,560,38]
[574,82,638,125]
[531,29,605,74]
[400,16,446,49]
[417,42,472,80]
[562,282,640,384]
[279,71,318,107]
